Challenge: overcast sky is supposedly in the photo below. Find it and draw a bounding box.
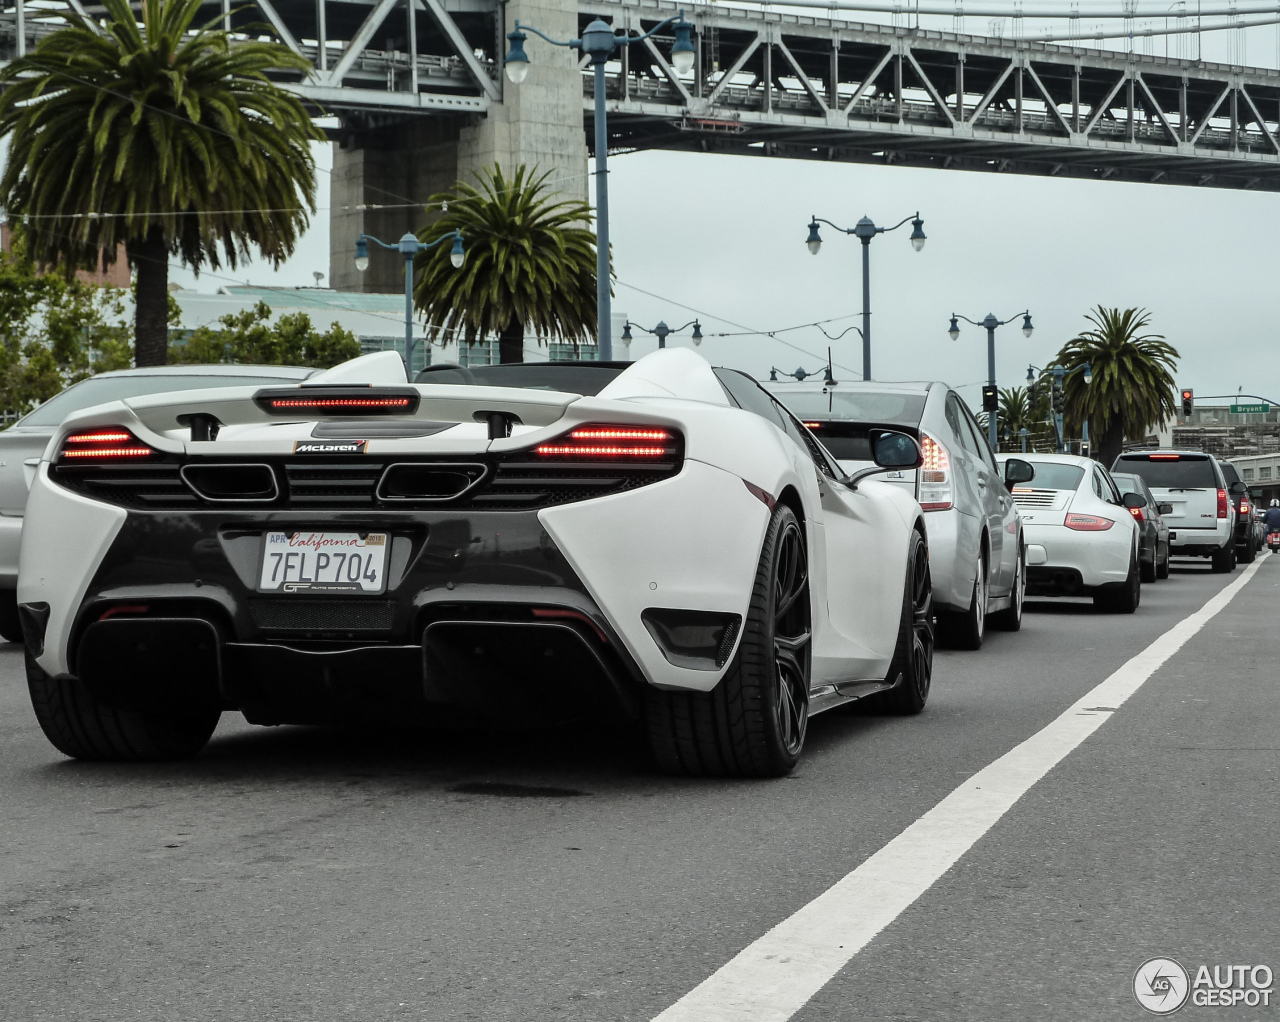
[165,11,1280,409]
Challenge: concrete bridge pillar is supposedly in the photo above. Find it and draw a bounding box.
[329,0,588,293]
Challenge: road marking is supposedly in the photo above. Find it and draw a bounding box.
[652,555,1269,1022]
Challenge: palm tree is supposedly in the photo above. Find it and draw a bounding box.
[1052,306,1179,466]
[413,165,598,364]
[0,0,322,366]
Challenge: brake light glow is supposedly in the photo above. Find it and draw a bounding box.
[265,396,412,411]
[1065,513,1115,531]
[803,422,822,429]
[918,431,952,511]
[1217,488,1229,518]
[1128,506,1146,523]
[59,426,154,461]
[1241,500,1251,514]
[1149,454,1181,460]
[532,423,679,459]
[254,387,420,416]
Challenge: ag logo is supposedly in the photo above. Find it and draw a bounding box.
[1134,958,1191,1015]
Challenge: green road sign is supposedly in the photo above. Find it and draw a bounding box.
[1230,403,1270,414]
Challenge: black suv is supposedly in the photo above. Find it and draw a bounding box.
[1220,461,1257,563]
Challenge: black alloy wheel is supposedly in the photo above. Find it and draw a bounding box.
[771,515,811,758]
[646,504,812,777]
[869,529,934,714]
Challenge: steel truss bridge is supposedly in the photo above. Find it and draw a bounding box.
[4,0,1280,191]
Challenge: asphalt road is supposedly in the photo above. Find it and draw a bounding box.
[3,555,1277,1021]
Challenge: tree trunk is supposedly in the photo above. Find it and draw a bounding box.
[498,317,524,364]
[129,225,169,367]
[1098,417,1125,469]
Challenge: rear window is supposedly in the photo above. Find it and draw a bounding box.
[17,372,311,427]
[1115,454,1218,488]
[1022,463,1086,490]
[415,363,625,395]
[769,389,927,427]
[1110,473,1146,497]
[800,422,915,462]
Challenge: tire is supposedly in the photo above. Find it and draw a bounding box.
[646,504,811,778]
[1139,538,1157,584]
[936,550,986,650]
[866,530,933,715]
[1156,540,1170,580]
[1211,542,1236,573]
[988,543,1025,632]
[0,589,21,643]
[25,647,220,761]
[1094,548,1140,614]
[1239,539,1256,564]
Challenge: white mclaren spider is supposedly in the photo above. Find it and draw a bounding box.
[19,348,933,776]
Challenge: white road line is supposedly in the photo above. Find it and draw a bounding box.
[652,554,1269,1022]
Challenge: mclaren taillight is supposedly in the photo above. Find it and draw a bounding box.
[533,424,679,459]
[1217,488,1229,518]
[918,431,952,511]
[253,386,420,416]
[59,426,154,460]
[1065,513,1115,531]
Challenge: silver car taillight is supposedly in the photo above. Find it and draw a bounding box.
[918,431,953,511]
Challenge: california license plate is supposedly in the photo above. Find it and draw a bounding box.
[258,531,388,594]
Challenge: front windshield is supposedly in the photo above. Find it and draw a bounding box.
[1021,462,1086,490]
[416,363,625,396]
[17,373,309,427]
[771,388,927,426]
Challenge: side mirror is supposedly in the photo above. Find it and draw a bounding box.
[1229,481,1248,495]
[1123,491,1148,509]
[1003,458,1035,489]
[1157,502,1173,516]
[871,429,923,469]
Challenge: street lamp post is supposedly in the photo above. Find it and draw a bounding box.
[1028,362,1092,455]
[804,212,925,381]
[505,13,695,362]
[355,230,464,371]
[620,318,702,350]
[949,310,1034,451]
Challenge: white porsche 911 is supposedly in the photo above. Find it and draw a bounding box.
[19,348,933,776]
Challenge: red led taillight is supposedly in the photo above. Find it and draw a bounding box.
[253,387,420,416]
[59,426,154,461]
[1217,488,1229,518]
[533,424,679,459]
[1128,506,1146,523]
[1241,501,1251,514]
[1149,454,1181,460]
[1065,513,1115,531]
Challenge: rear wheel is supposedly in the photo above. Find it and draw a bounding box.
[867,530,933,715]
[0,589,21,643]
[25,648,220,761]
[1094,548,1140,614]
[1239,538,1256,564]
[937,551,986,650]
[1156,540,1170,580]
[988,544,1025,632]
[646,504,811,778]
[1211,542,1236,573]
[1139,538,1157,584]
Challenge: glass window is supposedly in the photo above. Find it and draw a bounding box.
[1097,467,1122,504]
[713,369,789,430]
[943,392,968,444]
[416,363,624,395]
[960,408,998,472]
[1022,462,1086,490]
[17,371,312,427]
[1113,454,1219,488]
[1091,469,1104,498]
[1244,468,1254,480]
[767,387,927,426]
[1262,467,1272,480]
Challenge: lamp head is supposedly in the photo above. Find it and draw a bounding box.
[449,232,465,269]
[504,28,530,84]
[1083,362,1092,384]
[1021,312,1034,339]
[769,367,778,381]
[948,316,960,342]
[805,219,822,255]
[670,17,696,75]
[691,320,703,345]
[621,322,633,343]
[1026,365,1035,382]
[354,236,369,272]
[580,18,618,63]
[909,215,926,252]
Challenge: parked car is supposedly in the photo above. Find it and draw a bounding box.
[996,453,1144,612]
[1220,461,1257,563]
[1111,450,1238,572]
[1110,471,1172,581]
[20,349,934,775]
[767,380,1033,648]
[0,364,318,642]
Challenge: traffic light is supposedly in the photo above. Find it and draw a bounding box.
[1052,379,1065,414]
[982,385,999,412]
[1181,388,1194,419]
